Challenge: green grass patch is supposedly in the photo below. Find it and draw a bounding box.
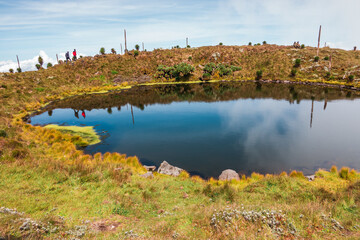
[44,124,100,146]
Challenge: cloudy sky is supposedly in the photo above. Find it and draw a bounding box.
[1,0,359,72]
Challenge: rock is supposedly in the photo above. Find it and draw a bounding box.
[211,52,220,61]
[305,175,316,181]
[183,193,189,199]
[219,169,240,181]
[144,165,156,171]
[157,161,183,176]
[140,172,154,178]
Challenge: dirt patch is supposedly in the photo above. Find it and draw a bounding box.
[91,220,122,232]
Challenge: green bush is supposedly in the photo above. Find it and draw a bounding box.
[99,47,105,55]
[35,64,41,70]
[0,129,7,137]
[301,44,305,49]
[9,69,14,73]
[111,70,118,74]
[324,56,329,60]
[134,50,139,57]
[202,72,211,80]
[111,48,116,54]
[291,69,297,77]
[17,68,22,73]
[155,62,194,80]
[187,45,191,48]
[47,63,53,68]
[348,75,355,82]
[188,56,192,61]
[248,42,252,46]
[325,72,331,78]
[38,56,43,66]
[219,42,223,46]
[135,44,140,51]
[256,70,263,80]
[262,41,267,45]
[314,56,320,62]
[203,63,241,78]
[294,59,301,67]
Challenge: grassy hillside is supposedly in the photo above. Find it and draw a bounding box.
[1,45,360,239]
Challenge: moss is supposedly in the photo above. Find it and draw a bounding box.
[43,124,100,146]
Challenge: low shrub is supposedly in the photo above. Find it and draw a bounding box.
[263,41,267,45]
[9,68,14,73]
[330,165,338,174]
[0,129,7,137]
[248,42,252,46]
[348,75,355,82]
[47,63,53,68]
[294,58,301,67]
[155,62,195,80]
[111,70,118,74]
[339,167,350,179]
[135,44,140,51]
[289,170,305,178]
[111,48,116,54]
[256,70,263,80]
[187,45,191,48]
[17,67,22,73]
[202,63,241,78]
[188,56,192,61]
[35,64,41,70]
[314,56,320,62]
[99,47,105,55]
[325,72,331,79]
[134,50,139,57]
[324,56,329,60]
[219,42,223,45]
[291,69,297,77]
[301,44,305,49]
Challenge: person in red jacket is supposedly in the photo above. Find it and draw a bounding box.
[72,49,77,61]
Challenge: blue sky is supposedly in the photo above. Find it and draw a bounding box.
[1,0,359,72]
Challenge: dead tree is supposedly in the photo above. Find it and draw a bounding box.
[317,25,322,56]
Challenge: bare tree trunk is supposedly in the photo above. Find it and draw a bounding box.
[142,42,144,51]
[56,54,59,64]
[317,25,322,56]
[16,55,20,69]
[120,44,123,55]
[329,54,332,72]
[124,29,128,53]
[186,37,188,47]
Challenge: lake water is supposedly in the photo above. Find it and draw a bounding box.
[30,82,360,178]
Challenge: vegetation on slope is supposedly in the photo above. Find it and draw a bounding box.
[1,45,360,239]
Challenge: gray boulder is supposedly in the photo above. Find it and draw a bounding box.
[157,161,183,176]
[219,169,240,181]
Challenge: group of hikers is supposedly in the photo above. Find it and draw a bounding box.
[65,49,77,63]
[73,109,86,119]
[293,41,301,49]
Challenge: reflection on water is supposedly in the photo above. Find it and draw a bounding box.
[31,82,360,178]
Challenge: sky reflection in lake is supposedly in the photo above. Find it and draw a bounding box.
[30,83,360,178]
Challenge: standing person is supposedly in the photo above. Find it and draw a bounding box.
[72,49,77,61]
[65,51,71,63]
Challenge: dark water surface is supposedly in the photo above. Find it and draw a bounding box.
[30,82,360,178]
